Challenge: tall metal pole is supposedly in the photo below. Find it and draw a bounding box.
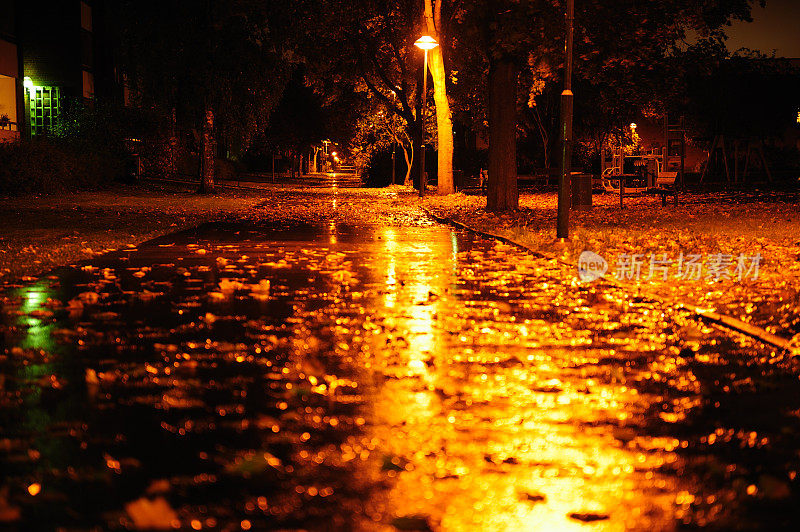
[22,85,32,140]
[419,49,429,198]
[557,0,575,239]
[392,144,397,185]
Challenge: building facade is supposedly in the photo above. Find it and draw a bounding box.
[0,0,21,141]
[0,0,116,141]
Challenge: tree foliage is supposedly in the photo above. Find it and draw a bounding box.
[112,0,770,200]
[677,41,800,142]
[115,0,292,159]
[440,0,765,208]
[294,0,428,184]
[350,96,440,185]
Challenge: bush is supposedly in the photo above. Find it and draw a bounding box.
[0,100,166,195]
[216,157,245,181]
[0,138,121,195]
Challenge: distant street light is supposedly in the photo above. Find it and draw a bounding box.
[415,35,438,198]
[629,123,639,152]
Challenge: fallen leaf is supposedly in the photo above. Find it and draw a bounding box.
[125,497,179,530]
[569,512,610,522]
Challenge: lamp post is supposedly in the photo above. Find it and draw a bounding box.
[414,35,438,198]
[392,143,397,185]
[322,140,331,172]
[557,0,575,239]
[23,77,34,139]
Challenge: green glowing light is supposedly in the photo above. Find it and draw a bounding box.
[16,282,60,352]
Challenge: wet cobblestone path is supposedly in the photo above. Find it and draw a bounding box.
[3,192,800,531]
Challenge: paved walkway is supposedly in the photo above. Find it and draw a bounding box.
[1,191,799,530]
[153,172,365,192]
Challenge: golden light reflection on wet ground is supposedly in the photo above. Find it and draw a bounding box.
[2,194,799,530]
[350,226,683,531]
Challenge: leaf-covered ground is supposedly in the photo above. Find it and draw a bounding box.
[3,188,800,530]
[424,191,800,344]
[0,184,266,283]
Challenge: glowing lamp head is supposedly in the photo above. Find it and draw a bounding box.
[629,123,637,130]
[414,36,439,51]
[23,77,34,91]
[331,151,338,157]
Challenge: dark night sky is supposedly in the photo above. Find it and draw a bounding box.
[726,0,800,57]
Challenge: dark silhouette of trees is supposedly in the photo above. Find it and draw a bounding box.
[254,71,350,178]
[295,0,428,187]
[679,42,800,142]
[111,0,768,201]
[447,0,764,210]
[448,1,561,211]
[115,0,291,192]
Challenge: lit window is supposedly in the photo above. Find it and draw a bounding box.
[26,83,61,136]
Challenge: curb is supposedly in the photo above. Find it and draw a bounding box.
[422,207,795,354]
[143,176,365,193]
[143,177,279,193]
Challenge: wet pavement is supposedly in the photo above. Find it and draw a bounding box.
[2,194,800,531]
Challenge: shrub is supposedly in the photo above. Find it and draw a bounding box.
[0,138,121,195]
[0,100,164,195]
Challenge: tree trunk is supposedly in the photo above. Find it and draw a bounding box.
[312,148,320,173]
[487,59,518,212]
[424,0,454,195]
[198,107,215,194]
[402,143,414,186]
[168,108,177,179]
[532,106,550,170]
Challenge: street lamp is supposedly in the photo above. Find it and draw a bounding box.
[415,35,438,198]
[322,140,331,172]
[629,123,638,152]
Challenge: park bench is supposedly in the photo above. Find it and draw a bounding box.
[647,171,679,206]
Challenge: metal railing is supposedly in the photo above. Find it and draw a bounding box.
[0,120,19,131]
